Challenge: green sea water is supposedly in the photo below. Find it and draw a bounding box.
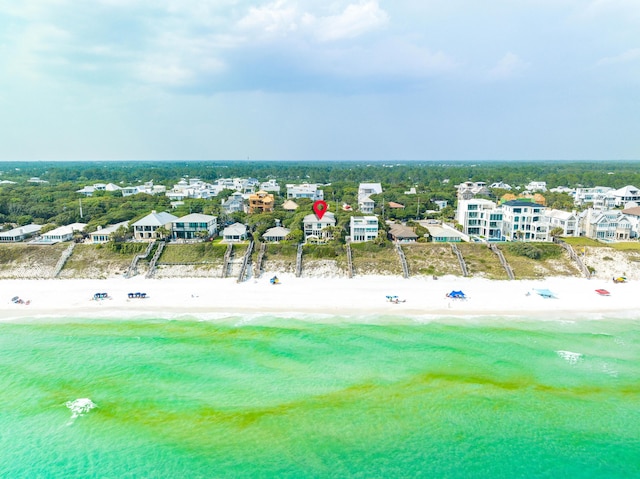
[0,316,638,478]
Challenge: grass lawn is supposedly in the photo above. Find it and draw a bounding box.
[562,237,603,247]
[159,243,228,263]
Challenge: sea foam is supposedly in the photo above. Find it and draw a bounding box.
[556,350,583,365]
[65,398,97,420]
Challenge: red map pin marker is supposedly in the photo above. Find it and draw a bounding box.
[313,200,328,220]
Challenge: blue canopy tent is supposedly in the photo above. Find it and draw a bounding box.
[534,288,556,298]
[447,290,466,299]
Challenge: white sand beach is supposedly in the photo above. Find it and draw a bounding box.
[1,273,637,322]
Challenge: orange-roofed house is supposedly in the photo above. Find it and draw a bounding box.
[249,190,275,214]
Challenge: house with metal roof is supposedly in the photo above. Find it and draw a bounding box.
[262,226,291,242]
[222,222,248,242]
[88,221,128,244]
[131,211,178,240]
[0,224,42,243]
[40,223,87,243]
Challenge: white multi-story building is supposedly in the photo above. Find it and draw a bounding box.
[612,185,640,207]
[349,216,379,243]
[543,209,580,237]
[171,213,217,240]
[500,200,548,241]
[302,212,336,242]
[131,211,177,240]
[456,199,503,240]
[286,183,324,201]
[583,209,632,241]
[358,183,382,214]
[358,196,375,214]
[573,186,615,209]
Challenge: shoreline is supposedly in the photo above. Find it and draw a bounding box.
[1,274,637,323]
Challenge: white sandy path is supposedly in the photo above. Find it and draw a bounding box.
[1,273,638,322]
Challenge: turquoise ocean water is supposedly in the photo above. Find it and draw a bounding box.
[0,315,638,478]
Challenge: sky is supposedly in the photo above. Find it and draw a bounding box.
[0,0,638,162]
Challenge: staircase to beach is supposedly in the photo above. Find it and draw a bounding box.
[489,243,515,280]
[237,241,254,283]
[451,243,469,277]
[396,243,409,279]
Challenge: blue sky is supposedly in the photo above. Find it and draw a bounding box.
[0,0,638,161]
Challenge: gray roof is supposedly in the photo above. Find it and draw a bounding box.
[223,223,247,235]
[173,213,216,223]
[132,211,178,227]
[89,221,128,236]
[263,226,291,238]
[388,224,418,239]
[302,212,336,224]
[0,224,42,238]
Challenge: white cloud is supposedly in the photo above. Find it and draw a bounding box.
[596,48,640,66]
[309,1,389,42]
[488,52,530,80]
[236,0,389,42]
[236,0,299,36]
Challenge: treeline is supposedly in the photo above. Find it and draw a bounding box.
[0,160,638,232]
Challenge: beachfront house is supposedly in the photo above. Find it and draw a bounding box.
[303,212,336,243]
[88,221,128,244]
[582,209,632,241]
[262,226,291,242]
[543,209,580,237]
[222,223,248,242]
[171,213,217,240]
[426,225,463,243]
[40,223,87,243]
[456,198,503,240]
[388,224,418,242]
[500,200,549,241]
[131,211,178,241]
[349,216,379,243]
[0,224,42,243]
